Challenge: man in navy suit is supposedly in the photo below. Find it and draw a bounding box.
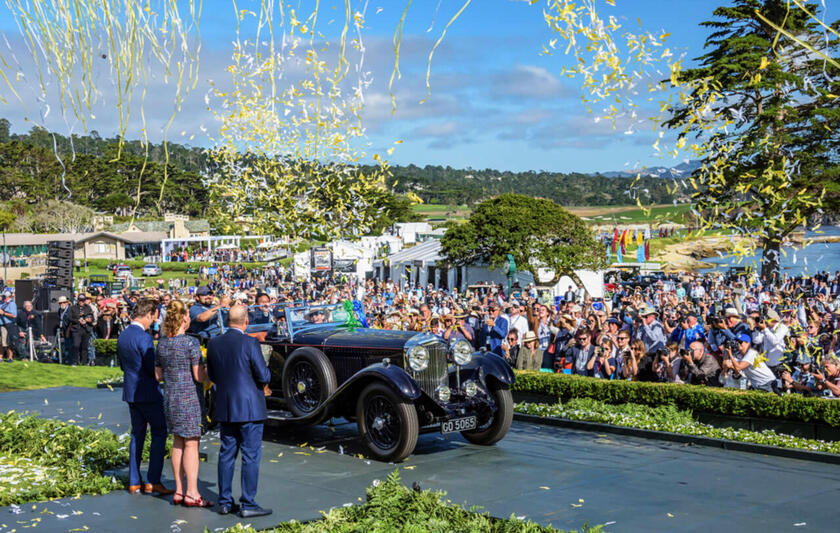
[117,299,173,495]
[207,304,272,518]
[484,302,509,357]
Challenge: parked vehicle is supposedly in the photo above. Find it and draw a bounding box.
[142,264,162,276]
[113,265,133,279]
[200,303,515,462]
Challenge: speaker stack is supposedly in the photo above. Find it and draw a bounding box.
[45,240,74,290]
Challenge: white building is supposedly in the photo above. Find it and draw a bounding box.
[392,222,433,245]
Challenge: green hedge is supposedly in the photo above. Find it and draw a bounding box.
[94,339,118,360]
[512,371,840,427]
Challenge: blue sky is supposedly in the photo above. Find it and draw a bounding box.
[0,0,719,173]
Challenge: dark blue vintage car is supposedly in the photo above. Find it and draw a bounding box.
[207,302,515,462]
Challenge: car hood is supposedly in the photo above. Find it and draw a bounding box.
[293,327,422,351]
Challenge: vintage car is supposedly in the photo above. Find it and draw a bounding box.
[202,302,515,462]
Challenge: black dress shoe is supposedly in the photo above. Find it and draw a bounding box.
[217,504,240,515]
[239,507,272,518]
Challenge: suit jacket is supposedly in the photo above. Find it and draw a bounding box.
[117,324,162,403]
[207,328,271,423]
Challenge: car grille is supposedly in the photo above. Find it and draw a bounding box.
[414,342,448,397]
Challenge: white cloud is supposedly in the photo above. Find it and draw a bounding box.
[411,120,460,138]
[491,64,569,99]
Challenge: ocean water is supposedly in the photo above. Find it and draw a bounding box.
[699,226,840,276]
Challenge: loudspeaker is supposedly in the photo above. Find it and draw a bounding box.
[46,240,74,289]
[36,288,72,313]
[15,279,40,306]
[42,311,62,341]
[47,257,73,269]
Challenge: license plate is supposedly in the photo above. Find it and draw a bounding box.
[441,416,477,434]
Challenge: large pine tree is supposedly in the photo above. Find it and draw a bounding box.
[666,0,840,279]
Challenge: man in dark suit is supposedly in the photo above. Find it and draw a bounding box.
[117,299,173,496]
[207,304,272,518]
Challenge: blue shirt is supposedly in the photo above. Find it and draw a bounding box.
[188,303,220,337]
[0,300,17,325]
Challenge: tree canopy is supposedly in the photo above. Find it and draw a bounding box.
[441,194,606,284]
[665,0,840,279]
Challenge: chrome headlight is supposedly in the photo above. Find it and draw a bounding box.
[407,345,429,371]
[451,340,472,366]
[436,385,451,402]
[463,380,478,398]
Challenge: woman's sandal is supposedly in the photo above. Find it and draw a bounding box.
[171,492,184,506]
[183,494,214,508]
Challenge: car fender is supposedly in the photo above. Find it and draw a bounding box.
[336,363,422,402]
[458,352,515,388]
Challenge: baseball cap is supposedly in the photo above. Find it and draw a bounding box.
[737,333,751,343]
[196,286,212,296]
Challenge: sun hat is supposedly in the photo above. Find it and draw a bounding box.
[522,331,538,344]
[639,305,657,316]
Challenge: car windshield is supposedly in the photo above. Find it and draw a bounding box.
[286,304,349,332]
[144,264,156,268]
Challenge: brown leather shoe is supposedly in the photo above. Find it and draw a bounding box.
[144,483,175,496]
[128,485,143,494]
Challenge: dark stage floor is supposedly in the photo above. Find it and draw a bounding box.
[1,387,837,532]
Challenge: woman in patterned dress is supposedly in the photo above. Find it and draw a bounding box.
[155,300,212,507]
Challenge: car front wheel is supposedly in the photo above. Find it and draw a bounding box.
[356,382,418,462]
[460,384,513,446]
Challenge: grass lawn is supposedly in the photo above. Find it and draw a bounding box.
[80,266,202,289]
[570,204,691,224]
[583,203,693,224]
[0,361,122,393]
[411,203,472,223]
[412,202,694,226]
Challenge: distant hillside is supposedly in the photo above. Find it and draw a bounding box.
[1,119,689,213]
[382,164,690,206]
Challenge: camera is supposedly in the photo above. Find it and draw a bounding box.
[723,339,740,353]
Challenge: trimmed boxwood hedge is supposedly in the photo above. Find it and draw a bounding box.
[512,371,840,427]
[94,339,118,360]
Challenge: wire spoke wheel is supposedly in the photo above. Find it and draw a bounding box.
[365,394,401,450]
[282,347,337,421]
[356,382,418,462]
[288,360,320,412]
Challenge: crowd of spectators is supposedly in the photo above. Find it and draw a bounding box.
[2,263,840,398]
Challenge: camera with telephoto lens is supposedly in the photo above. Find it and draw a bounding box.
[723,339,740,353]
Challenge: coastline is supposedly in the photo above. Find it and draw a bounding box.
[655,235,738,272]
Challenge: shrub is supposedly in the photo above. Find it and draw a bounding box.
[512,371,840,427]
[218,470,597,533]
[0,411,128,505]
[516,399,840,454]
[94,339,118,360]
